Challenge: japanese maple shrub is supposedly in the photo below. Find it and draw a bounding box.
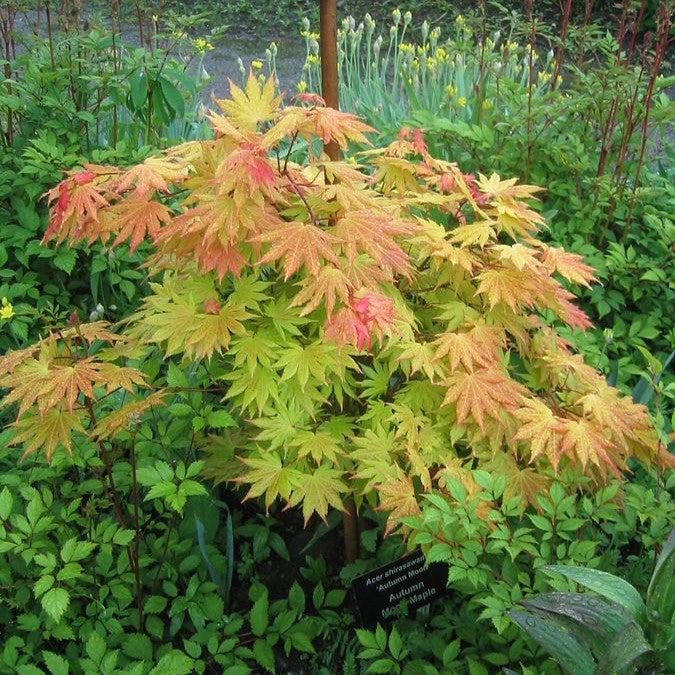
[1,75,668,537]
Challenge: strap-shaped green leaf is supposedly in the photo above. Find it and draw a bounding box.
[646,528,675,624]
[508,609,596,675]
[596,621,653,675]
[543,565,646,623]
[522,592,633,643]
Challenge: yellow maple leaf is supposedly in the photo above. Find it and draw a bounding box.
[218,73,281,132]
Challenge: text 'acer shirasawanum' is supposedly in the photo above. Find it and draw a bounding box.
[1,74,668,533]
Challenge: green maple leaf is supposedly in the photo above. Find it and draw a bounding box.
[238,452,301,510]
[288,464,348,524]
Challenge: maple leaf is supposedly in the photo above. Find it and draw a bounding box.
[484,452,551,508]
[555,418,623,477]
[431,324,504,373]
[513,398,563,468]
[94,391,167,440]
[256,221,340,279]
[10,406,85,462]
[224,364,280,414]
[442,369,523,432]
[45,178,108,243]
[129,273,251,360]
[396,341,445,382]
[290,265,353,317]
[376,474,421,536]
[372,156,423,195]
[350,426,401,490]
[324,290,395,350]
[230,332,279,376]
[541,246,597,287]
[476,172,542,199]
[449,220,496,248]
[287,464,348,525]
[295,105,373,149]
[550,286,593,330]
[332,210,415,277]
[114,158,182,197]
[492,243,542,272]
[237,452,301,511]
[475,268,539,311]
[217,73,281,132]
[289,430,343,465]
[109,197,172,251]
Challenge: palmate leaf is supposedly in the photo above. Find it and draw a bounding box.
[431,323,504,373]
[217,72,281,131]
[442,368,523,432]
[287,464,348,525]
[376,474,421,536]
[237,452,300,511]
[256,220,340,280]
[109,197,172,251]
[10,407,85,463]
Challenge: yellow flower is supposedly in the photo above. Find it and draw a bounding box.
[0,297,14,320]
[457,97,466,107]
[455,14,465,25]
[307,54,319,65]
[296,80,307,93]
[445,84,457,98]
[251,59,263,70]
[192,37,214,54]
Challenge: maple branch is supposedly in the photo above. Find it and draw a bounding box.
[84,400,128,529]
[282,131,298,175]
[130,430,144,630]
[283,171,323,229]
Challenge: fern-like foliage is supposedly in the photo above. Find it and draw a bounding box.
[2,74,669,532]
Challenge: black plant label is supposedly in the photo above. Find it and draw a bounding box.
[351,550,448,627]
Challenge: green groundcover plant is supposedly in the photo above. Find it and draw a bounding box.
[0,72,673,673]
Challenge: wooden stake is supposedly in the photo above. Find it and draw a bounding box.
[319,0,340,161]
[318,0,358,564]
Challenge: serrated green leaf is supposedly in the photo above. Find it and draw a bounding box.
[253,638,275,673]
[122,633,153,661]
[42,650,69,675]
[41,587,69,623]
[148,650,194,675]
[0,487,12,520]
[250,593,269,636]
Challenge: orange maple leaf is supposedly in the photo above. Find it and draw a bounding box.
[110,197,172,251]
[555,418,623,478]
[256,221,340,279]
[332,210,415,277]
[376,474,421,536]
[442,369,523,432]
[432,324,504,372]
[290,265,353,316]
[541,246,597,287]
